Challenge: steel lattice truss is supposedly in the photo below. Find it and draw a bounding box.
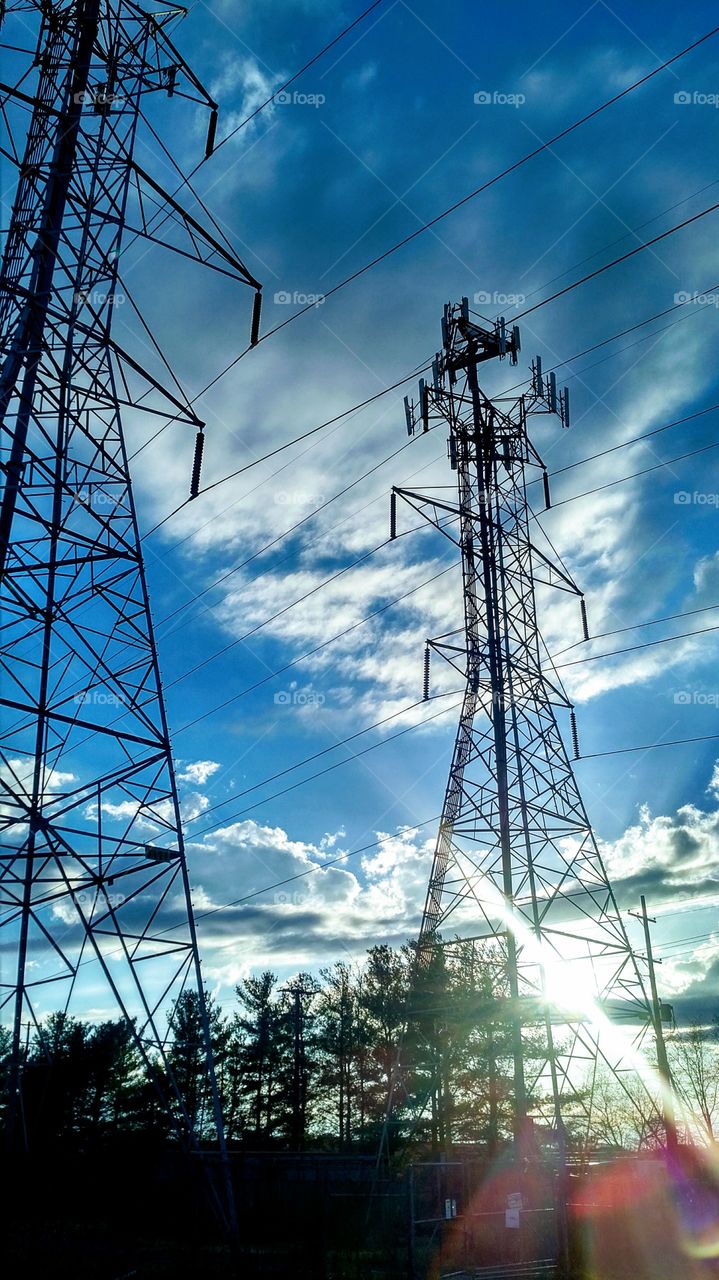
[394,300,657,1146]
[0,0,259,1182]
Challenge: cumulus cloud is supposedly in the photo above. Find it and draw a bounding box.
[178,759,221,784]
[171,817,435,996]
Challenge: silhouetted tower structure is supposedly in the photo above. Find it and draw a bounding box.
[392,300,654,1151]
[0,0,261,1219]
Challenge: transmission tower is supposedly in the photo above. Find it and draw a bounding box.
[391,299,656,1154]
[0,0,261,1221]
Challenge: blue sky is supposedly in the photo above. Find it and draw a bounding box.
[8,0,719,1019]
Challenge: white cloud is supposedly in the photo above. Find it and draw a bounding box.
[210,56,277,135]
[179,759,221,785]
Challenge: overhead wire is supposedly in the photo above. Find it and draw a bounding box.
[580,733,719,760]
[186,695,463,839]
[556,622,719,670]
[153,364,719,725]
[121,1,390,254]
[185,692,463,829]
[237,27,719,356]
[149,277,719,536]
[136,26,719,531]
[553,602,719,658]
[173,560,458,735]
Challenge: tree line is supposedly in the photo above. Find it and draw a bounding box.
[1,939,717,1154]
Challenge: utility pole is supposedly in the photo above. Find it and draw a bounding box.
[636,896,678,1152]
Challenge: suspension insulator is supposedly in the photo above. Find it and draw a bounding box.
[580,597,589,642]
[543,470,551,510]
[205,107,218,158]
[570,709,580,760]
[250,289,262,347]
[190,429,205,499]
[390,489,397,540]
[423,644,431,701]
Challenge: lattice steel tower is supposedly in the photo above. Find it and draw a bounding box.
[392,300,655,1150]
[0,0,261,1203]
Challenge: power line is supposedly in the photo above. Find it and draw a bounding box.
[122,1,389,257]
[139,24,719,524]
[241,26,719,354]
[174,608,719,833]
[52,453,447,760]
[512,200,719,323]
[35,812,446,982]
[548,437,719,511]
[580,732,719,760]
[546,400,719,481]
[186,693,462,828]
[497,280,719,402]
[520,179,719,304]
[174,560,458,735]
[553,602,719,658]
[167,537,391,687]
[157,424,430,630]
[556,622,719,670]
[161,408,719,719]
[189,814,438,926]
[186,696,462,840]
[147,361,433,535]
[154,388,719,674]
[148,284,719,539]
[211,1,389,152]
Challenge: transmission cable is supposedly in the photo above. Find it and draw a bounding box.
[545,400,719,482]
[580,733,719,760]
[147,361,434,535]
[553,602,719,658]
[520,178,719,303]
[240,27,719,355]
[556,622,719,670]
[158,417,719,703]
[185,692,462,829]
[138,26,719,529]
[150,275,719,535]
[548,437,719,511]
[173,560,457,735]
[186,696,462,838]
[167,535,394,687]
[511,201,719,323]
[158,422,431,629]
[123,1,389,251]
